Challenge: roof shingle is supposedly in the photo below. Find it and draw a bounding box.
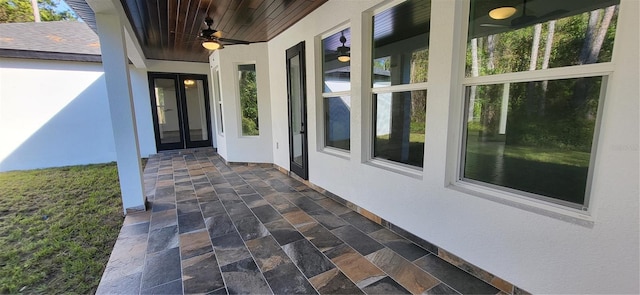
[0,21,100,56]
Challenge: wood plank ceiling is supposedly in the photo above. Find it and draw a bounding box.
[119,0,327,63]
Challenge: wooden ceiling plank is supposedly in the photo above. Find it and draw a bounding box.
[235,0,276,40]
[244,0,283,41]
[268,0,326,40]
[264,0,307,37]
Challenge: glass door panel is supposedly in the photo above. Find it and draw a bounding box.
[183,79,209,143]
[150,73,212,151]
[152,77,183,149]
[286,42,308,179]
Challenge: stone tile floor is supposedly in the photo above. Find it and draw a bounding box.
[96,148,501,295]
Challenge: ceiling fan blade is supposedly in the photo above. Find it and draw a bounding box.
[213,31,222,38]
[218,37,251,45]
[480,23,509,28]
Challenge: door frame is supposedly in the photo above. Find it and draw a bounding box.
[148,72,212,151]
[286,41,309,180]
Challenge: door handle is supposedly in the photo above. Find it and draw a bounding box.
[300,123,305,134]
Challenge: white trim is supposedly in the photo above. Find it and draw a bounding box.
[234,61,260,138]
[320,21,352,40]
[372,0,408,15]
[320,146,351,160]
[321,90,351,98]
[450,181,595,226]
[463,63,615,86]
[366,158,423,179]
[371,82,429,93]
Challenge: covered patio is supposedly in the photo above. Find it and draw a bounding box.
[1,0,633,293]
[97,148,504,294]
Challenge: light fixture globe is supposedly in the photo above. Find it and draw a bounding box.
[336,32,350,63]
[202,39,223,50]
[489,6,517,19]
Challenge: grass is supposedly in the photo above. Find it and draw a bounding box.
[0,163,124,294]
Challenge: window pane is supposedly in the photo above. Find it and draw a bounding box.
[184,80,208,141]
[324,96,350,150]
[213,70,224,134]
[462,77,603,206]
[467,0,619,77]
[374,90,426,167]
[323,28,351,93]
[238,64,259,136]
[153,78,180,144]
[372,0,430,87]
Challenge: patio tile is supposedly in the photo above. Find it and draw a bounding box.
[331,225,384,256]
[176,199,200,215]
[263,262,318,294]
[178,211,205,234]
[200,200,227,218]
[316,198,352,216]
[282,238,335,278]
[425,283,462,295]
[299,223,343,252]
[339,211,383,234]
[96,271,142,295]
[146,225,179,254]
[180,230,213,260]
[149,208,177,231]
[140,278,183,295]
[225,202,254,221]
[361,276,411,294]
[182,252,225,293]
[211,231,252,267]
[309,268,363,294]
[234,215,269,241]
[369,228,429,261]
[151,201,176,213]
[326,244,385,288]
[282,209,316,228]
[264,219,305,246]
[220,257,272,294]
[140,247,181,290]
[240,193,269,208]
[245,235,292,272]
[122,210,151,226]
[310,210,349,230]
[366,248,440,294]
[205,212,236,239]
[415,254,499,295]
[251,204,283,224]
[98,149,513,295]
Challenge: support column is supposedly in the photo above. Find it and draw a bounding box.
[95,12,146,214]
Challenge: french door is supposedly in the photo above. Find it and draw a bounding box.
[286,42,308,179]
[149,73,212,151]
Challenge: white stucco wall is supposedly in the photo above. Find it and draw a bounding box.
[211,42,273,163]
[264,0,639,293]
[0,58,184,172]
[0,58,115,171]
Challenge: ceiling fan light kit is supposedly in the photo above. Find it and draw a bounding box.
[202,40,223,50]
[489,6,517,19]
[337,31,350,62]
[199,16,250,51]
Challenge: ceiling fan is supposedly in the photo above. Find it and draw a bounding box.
[199,16,251,50]
[480,0,568,28]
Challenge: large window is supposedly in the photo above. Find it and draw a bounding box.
[371,0,430,168]
[322,28,351,151]
[238,64,259,136]
[461,0,619,209]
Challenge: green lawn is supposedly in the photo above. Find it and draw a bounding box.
[0,163,124,294]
